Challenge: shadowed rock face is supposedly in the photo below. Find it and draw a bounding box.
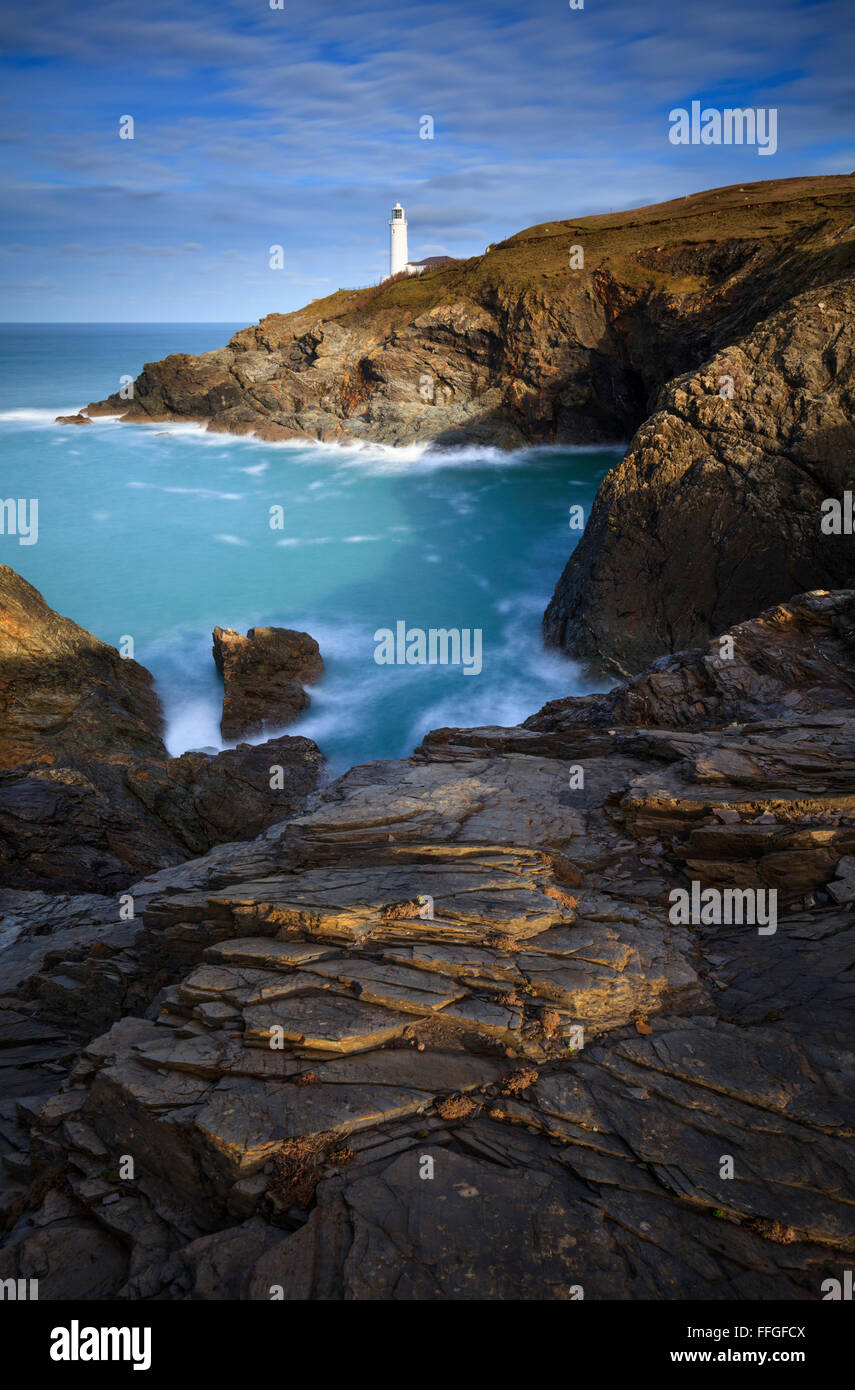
[213,626,324,740]
[544,274,855,673]
[2,590,853,1299]
[0,569,323,893]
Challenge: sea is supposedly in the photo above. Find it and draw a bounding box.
[0,323,619,778]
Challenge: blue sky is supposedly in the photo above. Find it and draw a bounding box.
[0,0,852,321]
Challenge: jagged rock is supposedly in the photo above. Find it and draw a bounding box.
[544,276,855,673]
[182,1218,284,1299]
[532,591,855,731]
[238,1131,835,1300]
[0,1200,129,1299]
[0,565,163,769]
[127,734,323,853]
[212,626,324,739]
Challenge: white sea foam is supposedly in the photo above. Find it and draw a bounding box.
[164,696,223,758]
[164,485,244,499]
[24,402,626,475]
[0,407,84,425]
[126,480,244,501]
[276,535,336,548]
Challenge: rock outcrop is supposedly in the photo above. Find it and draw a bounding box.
[533,589,855,731]
[0,564,165,770]
[544,274,855,673]
[2,590,853,1299]
[0,569,323,893]
[213,626,324,740]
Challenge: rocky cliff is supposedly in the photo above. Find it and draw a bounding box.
[1,588,854,1298]
[9,173,855,1298]
[84,175,855,455]
[544,271,855,673]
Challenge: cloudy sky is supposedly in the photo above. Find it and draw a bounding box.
[1,0,852,321]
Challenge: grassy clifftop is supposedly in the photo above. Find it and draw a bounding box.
[267,173,855,334]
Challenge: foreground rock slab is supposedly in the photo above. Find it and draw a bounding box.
[2,590,853,1299]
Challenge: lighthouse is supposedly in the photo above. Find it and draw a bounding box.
[389,201,409,277]
[383,202,456,280]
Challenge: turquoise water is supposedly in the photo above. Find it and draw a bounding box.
[0,324,618,776]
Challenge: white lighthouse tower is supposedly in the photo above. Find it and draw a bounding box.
[388,201,409,277]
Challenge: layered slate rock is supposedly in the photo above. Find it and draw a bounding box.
[2,592,854,1299]
[212,625,324,740]
[533,590,855,732]
[544,275,855,673]
[0,568,323,893]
